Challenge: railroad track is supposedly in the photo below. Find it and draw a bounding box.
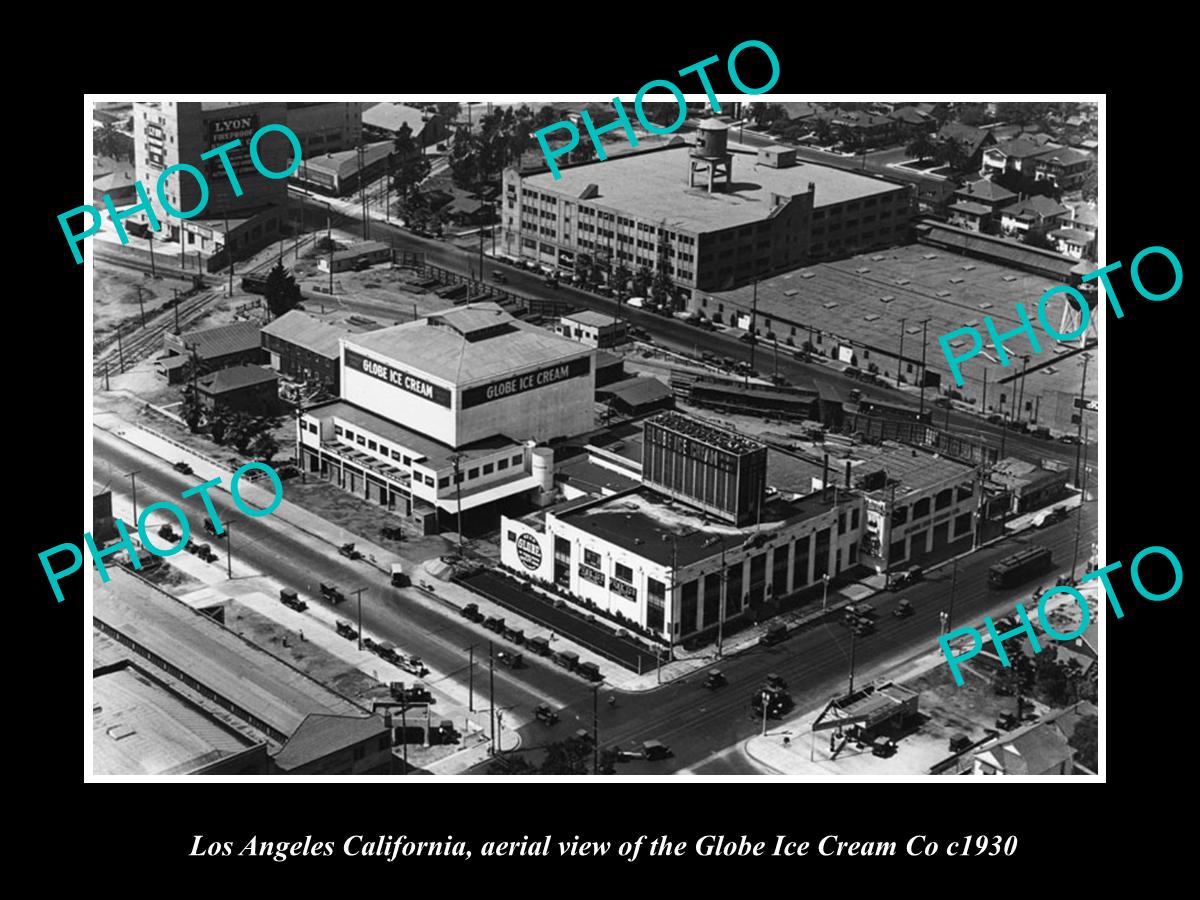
[92,235,316,376]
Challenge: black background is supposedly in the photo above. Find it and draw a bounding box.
[26,22,1189,885]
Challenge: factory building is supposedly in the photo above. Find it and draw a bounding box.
[502,121,912,302]
[297,302,595,532]
[500,413,865,641]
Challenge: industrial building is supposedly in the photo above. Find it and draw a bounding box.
[317,240,393,273]
[297,302,595,531]
[290,141,394,196]
[500,413,865,641]
[988,456,1070,515]
[361,103,449,147]
[159,320,268,382]
[557,310,628,348]
[261,310,353,392]
[503,121,913,301]
[131,102,361,268]
[94,569,393,775]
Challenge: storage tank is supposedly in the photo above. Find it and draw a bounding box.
[692,118,730,158]
[530,447,554,492]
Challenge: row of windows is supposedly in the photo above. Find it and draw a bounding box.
[333,425,413,466]
[435,454,524,488]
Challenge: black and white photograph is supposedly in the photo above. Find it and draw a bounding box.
[74,92,1112,780]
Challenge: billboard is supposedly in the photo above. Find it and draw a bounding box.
[460,356,591,409]
[344,348,452,408]
[206,113,260,182]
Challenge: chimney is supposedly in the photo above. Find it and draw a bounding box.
[809,181,816,206]
[845,460,852,489]
[822,453,830,492]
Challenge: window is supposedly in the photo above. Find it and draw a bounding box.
[851,508,860,530]
[497,457,509,470]
[368,440,377,451]
[511,454,523,466]
[614,562,633,583]
[403,456,412,466]
[334,425,343,436]
[913,498,931,519]
[356,435,366,446]
[935,488,953,510]
[438,477,449,488]
[424,475,434,486]
[391,450,402,461]
[379,443,390,456]
[343,429,354,439]
[646,578,665,631]
[584,548,601,568]
[482,462,494,475]
[507,530,517,542]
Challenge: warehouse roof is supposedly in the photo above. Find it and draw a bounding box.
[273,713,389,772]
[346,302,590,386]
[261,310,348,359]
[93,663,261,775]
[557,486,842,569]
[521,145,907,233]
[362,102,432,135]
[178,321,262,361]
[198,364,277,395]
[301,141,393,180]
[94,569,372,738]
[597,376,673,409]
[563,309,620,328]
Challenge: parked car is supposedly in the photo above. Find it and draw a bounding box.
[389,564,408,587]
[891,565,923,590]
[501,626,525,645]
[335,621,357,640]
[764,673,788,692]
[319,583,347,604]
[894,598,914,618]
[157,523,178,543]
[534,703,559,725]
[491,269,507,283]
[380,525,405,541]
[527,635,551,656]
[460,603,484,623]
[553,649,580,671]
[577,661,602,682]
[338,542,363,560]
[202,518,224,539]
[280,588,307,612]
[704,669,727,690]
[483,615,505,633]
[851,619,875,637]
[172,461,193,475]
[760,622,788,646]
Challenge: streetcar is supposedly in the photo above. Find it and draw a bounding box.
[988,546,1054,588]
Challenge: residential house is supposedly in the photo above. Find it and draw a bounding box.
[1048,226,1096,261]
[1034,147,1095,191]
[981,138,1058,178]
[821,108,895,146]
[999,195,1070,240]
[195,364,280,416]
[970,701,1097,776]
[890,105,936,136]
[948,179,1018,232]
[936,122,997,169]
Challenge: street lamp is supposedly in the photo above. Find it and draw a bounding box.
[760,690,771,737]
[821,573,831,613]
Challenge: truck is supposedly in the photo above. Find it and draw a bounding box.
[460,603,485,623]
[280,588,308,612]
[577,661,602,682]
[553,650,580,671]
[338,542,363,561]
[483,615,506,634]
[760,622,788,646]
[320,583,347,605]
[496,650,524,670]
[389,563,408,587]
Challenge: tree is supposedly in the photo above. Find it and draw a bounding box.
[753,103,785,128]
[632,264,653,297]
[906,132,937,162]
[434,102,461,123]
[570,138,597,164]
[249,431,280,463]
[651,267,674,308]
[448,127,481,190]
[534,105,559,129]
[95,123,131,161]
[208,410,230,445]
[181,390,203,434]
[485,754,537,775]
[392,122,431,198]
[1079,166,1098,203]
[1068,713,1098,772]
[611,262,631,295]
[226,412,256,453]
[812,118,834,145]
[1033,652,1072,706]
[263,261,302,318]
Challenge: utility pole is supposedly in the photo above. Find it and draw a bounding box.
[172,288,180,334]
[981,366,988,415]
[467,645,475,712]
[103,361,109,391]
[883,482,897,590]
[478,227,485,284]
[116,328,125,374]
[896,316,906,385]
[399,701,409,773]
[125,470,140,526]
[918,317,930,417]
[946,554,958,632]
[760,690,770,737]
[822,573,831,613]
[451,454,464,551]
[136,285,147,328]
[848,620,859,697]
[716,543,727,658]
[226,521,232,579]
[1073,353,1091,488]
[148,229,156,278]
[488,641,496,754]
[352,587,366,650]
[746,279,758,387]
[224,211,233,297]
[592,685,600,774]
[358,145,369,240]
[327,213,334,295]
[1071,421,1090,580]
[295,193,303,259]
[1016,355,1030,425]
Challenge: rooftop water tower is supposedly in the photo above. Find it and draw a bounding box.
[688,119,733,193]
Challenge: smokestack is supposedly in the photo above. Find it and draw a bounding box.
[845,459,852,489]
[822,453,829,492]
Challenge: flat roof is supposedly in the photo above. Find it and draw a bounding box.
[93,663,260,775]
[563,310,619,328]
[94,569,370,737]
[557,486,843,569]
[302,141,393,179]
[647,411,766,456]
[521,145,907,234]
[346,302,590,386]
[703,242,1093,400]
